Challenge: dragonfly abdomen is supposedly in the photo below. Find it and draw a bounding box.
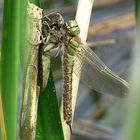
[63,48,75,127]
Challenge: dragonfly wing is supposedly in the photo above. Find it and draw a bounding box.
[73,44,129,97]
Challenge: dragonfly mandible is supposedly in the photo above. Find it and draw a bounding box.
[42,13,130,130]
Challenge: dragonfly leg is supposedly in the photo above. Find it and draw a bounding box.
[42,17,52,31]
[45,11,58,17]
[43,43,56,53]
[43,43,63,57]
[53,43,63,57]
[41,34,51,45]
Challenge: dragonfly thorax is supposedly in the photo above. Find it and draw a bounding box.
[44,12,64,28]
[65,20,80,36]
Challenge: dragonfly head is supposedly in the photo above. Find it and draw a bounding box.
[66,20,80,36]
[46,12,64,27]
[54,13,64,27]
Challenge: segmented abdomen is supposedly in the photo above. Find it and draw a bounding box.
[63,47,75,126]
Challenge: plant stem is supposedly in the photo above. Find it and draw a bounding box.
[1,0,20,139]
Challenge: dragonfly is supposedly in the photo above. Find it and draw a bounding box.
[42,13,130,131]
[20,2,129,138]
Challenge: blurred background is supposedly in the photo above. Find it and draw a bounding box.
[43,0,134,140]
[44,0,134,140]
[42,0,135,140]
[0,0,135,140]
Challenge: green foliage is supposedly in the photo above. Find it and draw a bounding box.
[36,70,64,140]
[1,0,64,139]
[135,0,140,18]
[1,0,21,139]
[124,0,140,140]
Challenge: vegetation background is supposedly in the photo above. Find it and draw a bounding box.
[0,0,139,140]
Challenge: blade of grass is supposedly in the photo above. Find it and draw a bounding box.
[0,49,6,140]
[36,70,64,140]
[1,0,21,139]
[0,94,7,140]
[123,0,140,140]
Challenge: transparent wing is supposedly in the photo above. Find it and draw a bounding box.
[73,44,129,97]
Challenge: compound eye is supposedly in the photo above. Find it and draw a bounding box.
[67,20,80,36]
[56,13,64,27]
